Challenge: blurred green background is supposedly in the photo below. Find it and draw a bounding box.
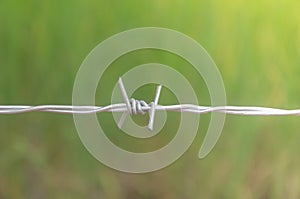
[1,0,300,198]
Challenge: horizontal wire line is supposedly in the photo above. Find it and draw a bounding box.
[1,104,300,116]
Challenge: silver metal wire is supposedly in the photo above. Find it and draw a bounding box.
[1,104,300,115]
[117,78,162,130]
[1,77,300,130]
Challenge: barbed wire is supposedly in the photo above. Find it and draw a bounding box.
[1,78,300,130]
[2,104,300,115]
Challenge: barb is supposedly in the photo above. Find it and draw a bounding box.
[148,84,162,130]
[1,78,300,131]
[117,78,162,130]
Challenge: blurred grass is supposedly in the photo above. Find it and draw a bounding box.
[1,0,300,198]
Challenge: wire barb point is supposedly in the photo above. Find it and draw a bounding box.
[148,84,162,130]
[117,78,163,131]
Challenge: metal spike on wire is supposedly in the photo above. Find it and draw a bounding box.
[117,78,162,130]
[1,77,300,131]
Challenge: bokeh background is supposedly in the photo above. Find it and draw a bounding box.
[1,0,300,198]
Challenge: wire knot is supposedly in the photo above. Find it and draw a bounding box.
[129,98,148,115]
[117,78,162,131]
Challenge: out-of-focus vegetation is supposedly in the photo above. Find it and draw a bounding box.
[1,0,300,198]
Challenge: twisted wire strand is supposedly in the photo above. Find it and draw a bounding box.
[1,104,300,116]
[1,77,300,131]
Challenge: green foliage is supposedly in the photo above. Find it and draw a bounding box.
[1,0,300,198]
